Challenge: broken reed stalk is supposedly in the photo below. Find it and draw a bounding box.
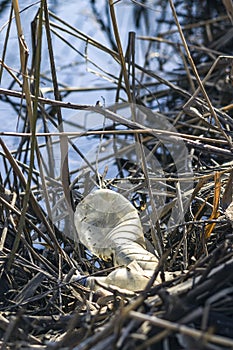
[43,0,73,216]
[2,2,61,265]
[108,0,132,103]
[7,1,43,269]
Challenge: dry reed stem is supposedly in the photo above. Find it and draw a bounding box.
[0,1,233,348]
[168,0,233,149]
[130,310,233,348]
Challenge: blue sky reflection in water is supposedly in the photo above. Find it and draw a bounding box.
[0,0,179,195]
[0,1,179,138]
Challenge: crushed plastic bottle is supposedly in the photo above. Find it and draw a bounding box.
[74,189,160,291]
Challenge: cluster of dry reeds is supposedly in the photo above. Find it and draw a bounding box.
[1,0,233,349]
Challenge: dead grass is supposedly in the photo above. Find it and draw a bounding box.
[0,0,233,349]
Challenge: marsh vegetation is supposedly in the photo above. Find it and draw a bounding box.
[1,0,233,349]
